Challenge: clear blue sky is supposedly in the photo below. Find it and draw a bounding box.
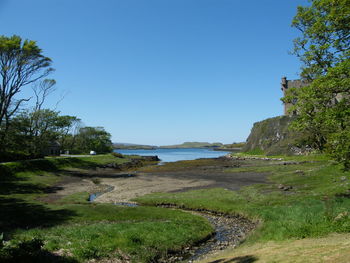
[0,0,309,145]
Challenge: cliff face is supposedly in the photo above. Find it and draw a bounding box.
[243,116,303,155]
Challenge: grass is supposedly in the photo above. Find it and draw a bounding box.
[1,154,131,174]
[138,158,228,173]
[2,153,350,262]
[0,154,135,202]
[198,233,350,263]
[14,205,213,262]
[57,192,90,204]
[0,154,214,262]
[136,154,350,243]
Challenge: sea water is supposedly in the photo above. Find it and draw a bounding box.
[114,148,230,163]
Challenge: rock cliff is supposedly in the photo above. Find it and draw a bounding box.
[243,116,304,155]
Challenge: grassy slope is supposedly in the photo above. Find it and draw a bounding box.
[136,154,350,261]
[0,155,213,262]
[0,154,131,203]
[198,233,350,263]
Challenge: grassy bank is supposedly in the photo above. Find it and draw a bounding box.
[0,155,213,262]
[198,233,350,263]
[0,154,132,203]
[11,205,212,262]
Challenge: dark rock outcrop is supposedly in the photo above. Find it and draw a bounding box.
[243,115,308,155]
[141,155,160,162]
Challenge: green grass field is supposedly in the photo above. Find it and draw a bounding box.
[0,155,214,262]
[13,205,212,262]
[136,155,350,243]
[1,153,349,262]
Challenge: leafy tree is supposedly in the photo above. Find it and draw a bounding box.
[284,0,350,168]
[56,115,81,153]
[292,0,350,80]
[0,35,53,149]
[0,35,113,160]
[7,109,80,157]
[73,127,112,154]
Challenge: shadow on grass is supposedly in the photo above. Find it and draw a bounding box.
[0,197,76,236]
[0,181,65,195]
[63,170,138,179]
[1,239,79,263]
[209,255,258,263]
[0,158,105,177]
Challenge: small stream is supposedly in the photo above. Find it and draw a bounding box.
[88,185,115,202]
[88,186,254,262]
[158,208,255,263]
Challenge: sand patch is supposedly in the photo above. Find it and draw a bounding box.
[93,173,215,203]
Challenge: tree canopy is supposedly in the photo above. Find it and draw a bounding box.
[73,127,113,154]
[285,0,350,168]
[0,35,113,161]
[0,35,53,149]
[292,0,350,80]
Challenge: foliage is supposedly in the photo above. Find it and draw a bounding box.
[284,60,350,167]
[0,35,53,150]
[292,0,350,79]
[71,126,113,154]
[284,0,350,168]
[6,109,80,158]
[0,35,113,162]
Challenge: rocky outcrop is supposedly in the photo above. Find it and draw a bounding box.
[101,156,160,170]
[243,115,307,155]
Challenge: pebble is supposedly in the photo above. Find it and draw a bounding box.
[157,206,257,262]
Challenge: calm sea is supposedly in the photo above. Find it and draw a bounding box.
[114,148,230,163]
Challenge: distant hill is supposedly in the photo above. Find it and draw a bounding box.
[113,141,228,150]
[216,142,246,151]
[113,143,157,150]
[159,142,223,149]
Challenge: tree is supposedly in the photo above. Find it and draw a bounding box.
[284,0,350,168]
[292,0,350,80]
[7,109,80,158]
[73,127,112,154]
[0,35,53,149]
[284,60,350,150]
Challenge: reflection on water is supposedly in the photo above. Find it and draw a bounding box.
[114,148,230,162]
